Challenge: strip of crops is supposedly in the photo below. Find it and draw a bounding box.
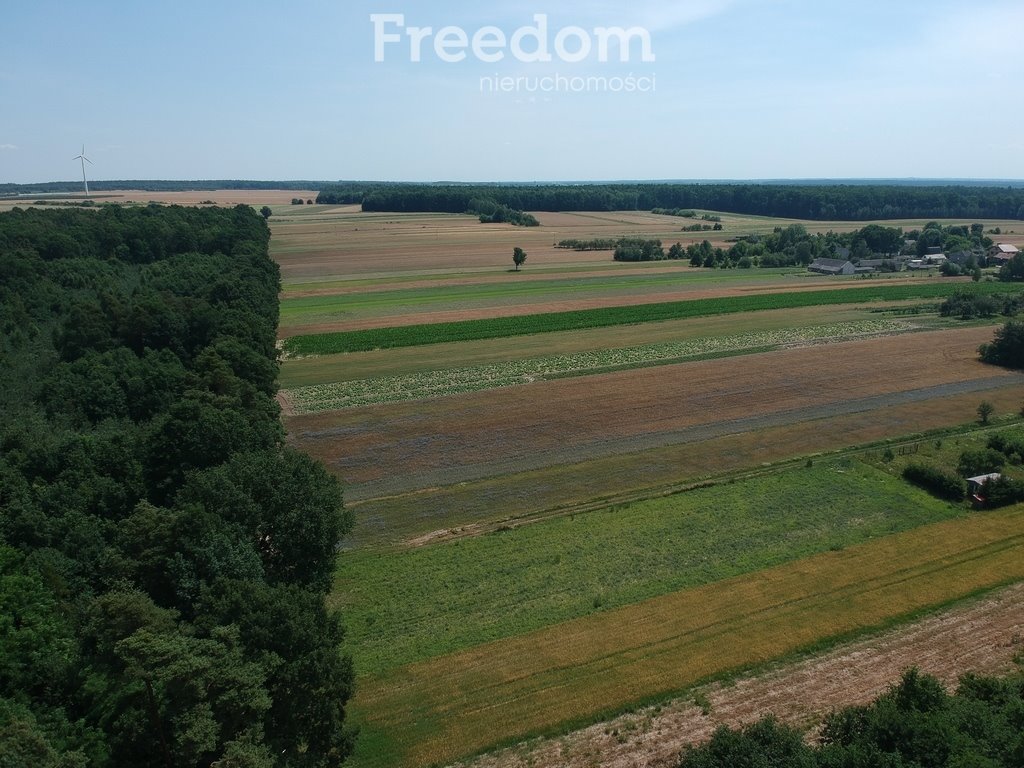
[282,282,1024,356]
[285,320,907,412]
[350,506,1024,768]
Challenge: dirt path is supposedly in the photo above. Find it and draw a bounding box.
[451,583,1024,768]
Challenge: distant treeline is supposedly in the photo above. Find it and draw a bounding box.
[316,183,1024,220]
[0,180,327,195]
[0,205,353,765]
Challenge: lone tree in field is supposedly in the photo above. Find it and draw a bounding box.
[260,205,272,220]
[513,247,527,271]
[978,401,995,425]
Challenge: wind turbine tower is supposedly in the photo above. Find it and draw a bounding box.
[73,145,93,196]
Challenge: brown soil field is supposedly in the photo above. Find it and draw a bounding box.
[285,326,1014,491]
[453,582,1024,768]
[279,276,945,336]
[270,213,626,280]
[345,383,1024,549]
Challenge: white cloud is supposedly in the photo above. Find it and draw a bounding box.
[0,144,17,150]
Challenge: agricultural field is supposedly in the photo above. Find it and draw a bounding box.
[269,207,1024,767]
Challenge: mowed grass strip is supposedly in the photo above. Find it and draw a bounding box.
[282,281,1022,355]
[351,506,1024,768]
[333,461,961,677]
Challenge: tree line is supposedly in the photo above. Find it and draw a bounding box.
[0,204,353,766]
[315,183,1024,220]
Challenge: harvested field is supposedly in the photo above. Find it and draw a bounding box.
[349,508,1024,768]
[285,326,1017,491]
[454,582,1024,768]
[267,207,1024,281]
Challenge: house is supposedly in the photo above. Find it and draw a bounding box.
[967,473,1002,505]
[808,258,855,275]
[988,243,1020,263]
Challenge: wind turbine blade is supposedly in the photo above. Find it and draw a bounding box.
[84,157,93,164]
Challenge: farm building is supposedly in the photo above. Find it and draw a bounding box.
[808,258,855,275]
[967,473,1002,505]
[988,243,1020,263]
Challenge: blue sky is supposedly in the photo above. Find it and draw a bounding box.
[2,0,1022,183]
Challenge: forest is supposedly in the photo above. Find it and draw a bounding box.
[316,183,1024,221]
[0,205,353,767]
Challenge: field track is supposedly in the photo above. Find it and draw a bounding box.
[456,582,1024,768]
[353,508,1024,767]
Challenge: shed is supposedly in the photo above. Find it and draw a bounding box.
[967,473,1001,503]
[809,258,855,276]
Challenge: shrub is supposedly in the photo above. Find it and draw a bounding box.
[980,475,1024,507]
[902,463,966,501]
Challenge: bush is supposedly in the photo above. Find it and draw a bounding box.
[979,320,1024,369]
[980,474,1024,507]
[902,463,966,501]
[957,448,1006,477]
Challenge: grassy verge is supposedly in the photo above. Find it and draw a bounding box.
[348,506,1024,767]
[283,281,1023,356]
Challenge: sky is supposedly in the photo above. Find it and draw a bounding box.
[2,0,1023,183]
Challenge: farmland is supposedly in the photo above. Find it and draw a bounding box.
[268,204,1024,767]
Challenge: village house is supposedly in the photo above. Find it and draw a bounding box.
[988,243,1020,263]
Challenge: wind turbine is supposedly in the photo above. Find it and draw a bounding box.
[73,145,92,196]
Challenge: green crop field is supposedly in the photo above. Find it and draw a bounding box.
[348,505,1024,768]
[277,268,811,328]
[281,281,1024,356]
[332,459,964,678]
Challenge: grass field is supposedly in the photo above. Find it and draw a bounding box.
[333,458,966,677]
[348,505,1024,767]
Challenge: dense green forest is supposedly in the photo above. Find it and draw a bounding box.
[678,668,1024,767]
[0,205,353,766]
[316,183,1024,220]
